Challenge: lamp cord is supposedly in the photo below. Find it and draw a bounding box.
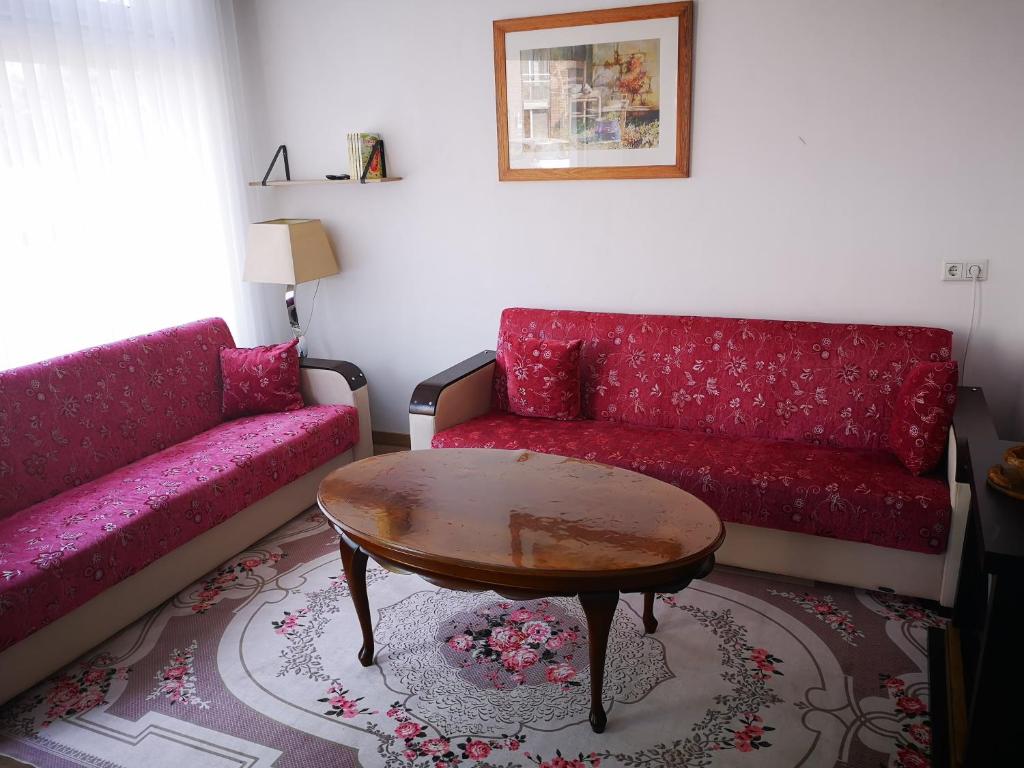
[962,273,981,384]
[301,279,321,337]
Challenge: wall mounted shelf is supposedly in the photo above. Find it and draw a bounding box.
[248,177,402,187]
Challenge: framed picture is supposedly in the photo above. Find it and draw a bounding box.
[493,2,693,181]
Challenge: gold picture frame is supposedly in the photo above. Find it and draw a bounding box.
[493,2,693,181]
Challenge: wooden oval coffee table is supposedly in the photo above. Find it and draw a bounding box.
[317,448,724,733]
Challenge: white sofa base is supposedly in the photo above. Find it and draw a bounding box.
[0,450,352,705]
[718,518,952,604]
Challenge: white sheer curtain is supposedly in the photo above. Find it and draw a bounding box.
[0,0,256,368]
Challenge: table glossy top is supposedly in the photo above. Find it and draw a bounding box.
[317,449,723,575]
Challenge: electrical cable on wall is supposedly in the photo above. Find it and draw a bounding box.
[961,265,983,384]
[301,279,322,337]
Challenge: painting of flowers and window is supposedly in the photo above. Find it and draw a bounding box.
[495,2,693,180]
[520,38,661,151]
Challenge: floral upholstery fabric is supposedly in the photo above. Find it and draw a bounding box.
[501,337,583,420]
[432,412,951,555]
[0,318,234,518]
[493,308,953,452]
[220,339,304,419]
[0,404,359,650]
[889,362,959,475]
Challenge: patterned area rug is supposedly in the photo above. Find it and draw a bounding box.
[0,509,943,768]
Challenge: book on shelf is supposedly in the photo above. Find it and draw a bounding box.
[347,132,384,181]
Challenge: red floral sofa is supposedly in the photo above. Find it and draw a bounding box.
[0,318,372,703]
[409,308,969,605]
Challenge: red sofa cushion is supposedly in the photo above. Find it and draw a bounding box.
[889,361,959,475]
[501,337,583,420]
[494,308,953,452]
[0,404,358,651]
[0,318,235,518]
[220,339,304,419]
[432,412,951,556]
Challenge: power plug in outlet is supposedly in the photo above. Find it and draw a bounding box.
[942,262,965,281]
[965,260,988,280]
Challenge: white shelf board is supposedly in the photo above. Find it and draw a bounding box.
[248,177,402,187]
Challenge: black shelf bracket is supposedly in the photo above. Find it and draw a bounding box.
[359,139,387,183]
[261,144,291,186]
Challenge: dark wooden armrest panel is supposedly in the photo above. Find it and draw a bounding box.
[953,387,998,444]
[301,357,367,391]
[952,386,996,484]
[410,351,496,417]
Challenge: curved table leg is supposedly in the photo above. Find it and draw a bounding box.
[338,533,374,666]
[579,591,619,733]
[643,592,658,634]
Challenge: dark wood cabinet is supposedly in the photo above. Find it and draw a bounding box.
[930,387,1024,766]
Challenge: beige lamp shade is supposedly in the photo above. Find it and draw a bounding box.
[244,218,338,285]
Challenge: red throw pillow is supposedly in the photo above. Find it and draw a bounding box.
[220,338,304,419]
[888,361,958,475]
[502,337,583,420]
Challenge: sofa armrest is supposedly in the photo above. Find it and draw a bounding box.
[409,351,496,449]
[952,386,998,446]
[940,424,972,606]
[938,387,991,606]
[300,358,372,461]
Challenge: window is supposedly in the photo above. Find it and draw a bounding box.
[0,0,252,368]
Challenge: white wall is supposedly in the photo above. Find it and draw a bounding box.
[235,0,1024,436]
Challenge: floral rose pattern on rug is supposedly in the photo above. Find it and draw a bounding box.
[868,591,947,629]
[276,570,390,682]
[746,646,785,683]
[881,674,933,768]
[147,640,209,708]
[379,703,525,767]
[586,595,785,761]
[766,588,866,644]
[525,749,602,768]
[319,680,377,719]
[0,654,129,735]
[721,713,775,753]
[0,510,944,768]
[444,600,584,690]
[41,658,127,727]
[187,550,285,614]
[273,608,309,638]
[374,590,671,735]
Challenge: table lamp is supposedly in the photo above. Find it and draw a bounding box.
[244,218,338,356]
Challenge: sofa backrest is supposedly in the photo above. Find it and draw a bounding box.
[0,318,234,517]
[495,307,953,452]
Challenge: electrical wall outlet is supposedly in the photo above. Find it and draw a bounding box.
[965,260,988,280]
[942,262,965,281]
[942,260,989,281]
